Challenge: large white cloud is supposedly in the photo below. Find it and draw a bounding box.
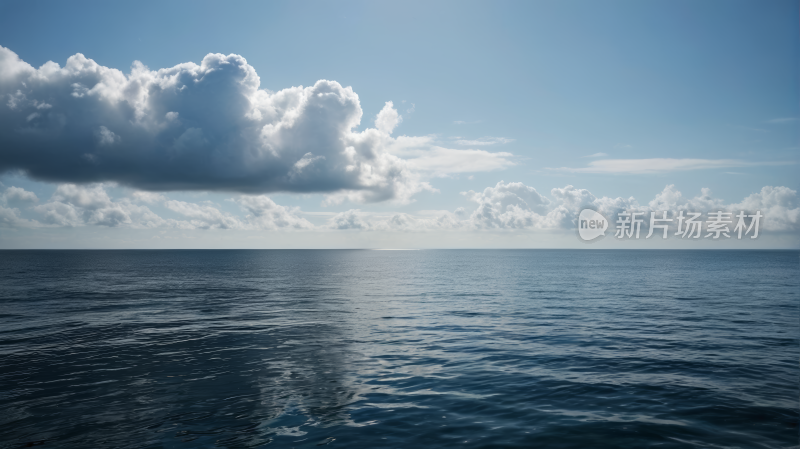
[0,47,514,203]
[463,181,555,229]
[727,186,799,231]
[645,184,799,231]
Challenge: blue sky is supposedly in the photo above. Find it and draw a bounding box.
[0,0,797,248]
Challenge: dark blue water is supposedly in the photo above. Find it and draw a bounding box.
[0,250,797,448]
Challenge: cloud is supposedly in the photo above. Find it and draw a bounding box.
[232,195,313,230]
[327,208,460,231]
[328,209,371,230]
[130,191,167,203]
[95,126,120,146]
[583,152,608,158]
[729,186,799,231]
[0,47,512,204]
[0,186,40,228]
[159,194,312,230]
[551,158,788,174]
[163,200,242,230]
[384,136,514,177]
[463,181,554,229]
[645,184,725,212]
[766,117,798,124]
[375,101,402,134]
[403,148,515,177]
[453,137,514,146]
[2,186,38,203]
[323,182,629,232]
[33,183,171,228]
[0,205,38,228]
[3,181,797,236]
[381,211,461,231]
[10,183,311,230]
[547,185,638,229]
[453,120,481,125]
[322,183,800,234]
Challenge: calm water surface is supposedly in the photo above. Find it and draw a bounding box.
[0,250,797,448]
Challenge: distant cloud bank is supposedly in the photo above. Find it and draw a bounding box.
[2,182,797,234]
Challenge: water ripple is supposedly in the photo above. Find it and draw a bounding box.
[0,249,797,448]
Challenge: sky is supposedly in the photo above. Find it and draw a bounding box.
[0,0,797,249]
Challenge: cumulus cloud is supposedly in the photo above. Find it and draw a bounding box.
[0,47,513,204]
[163,200,241,230]
[130,191,167,203]
[380,211,461,231]
[328,209,371,230]
[0,186,40,228]
[2,181,797,236]
[728,186,799,231]
[2,186,38,203]
[547,184,798,233]
[34,183,172,228]
[375,101,402,134]
[5,183,311,230]
[0,205,37,228]
[326,183,800,234]
[232,195,313,230]
[327,208,460,231]
[463,181,555,229]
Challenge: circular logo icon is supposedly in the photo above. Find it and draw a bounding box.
[578,209,608,241]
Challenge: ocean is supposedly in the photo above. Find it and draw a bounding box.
[0,250,797,448]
